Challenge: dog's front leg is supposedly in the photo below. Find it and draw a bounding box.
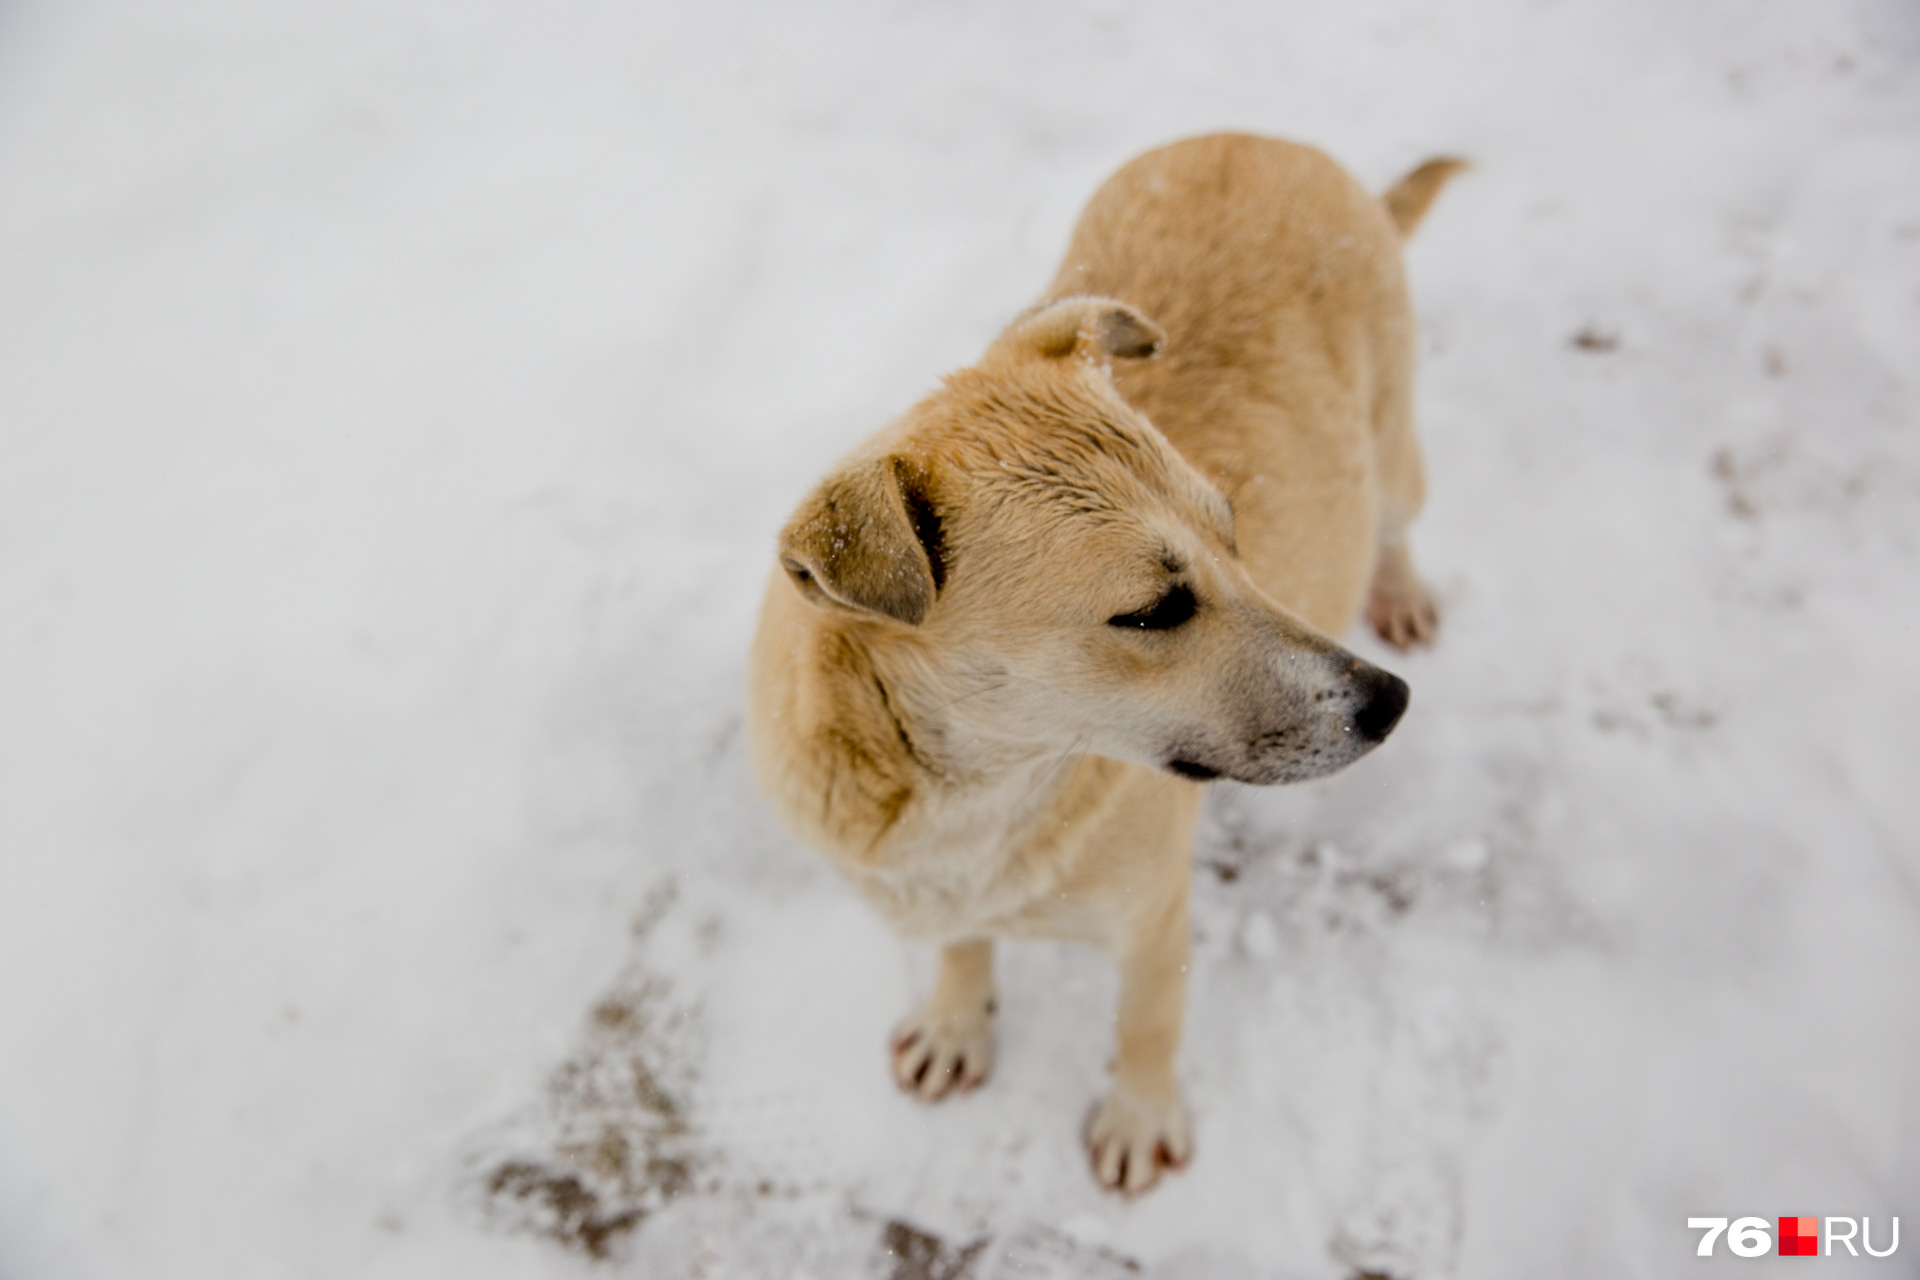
[1088,892,1193,1194]
[891,939,995,1100]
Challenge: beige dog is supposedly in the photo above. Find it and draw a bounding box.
[747,133,1461,1194]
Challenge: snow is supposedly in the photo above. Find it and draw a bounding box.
[2,1,1917,1276]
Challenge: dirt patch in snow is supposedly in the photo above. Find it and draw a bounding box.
[470,884,701,1259]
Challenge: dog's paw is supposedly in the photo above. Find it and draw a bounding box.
[890,1006,993,1101]
[1367,571,1439,650]
[1085,1085,1192,1195]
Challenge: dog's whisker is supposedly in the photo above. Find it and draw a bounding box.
[924,678,1009,718]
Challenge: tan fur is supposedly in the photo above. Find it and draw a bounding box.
[1383,155,1471,238]
[748,133,1459,1194]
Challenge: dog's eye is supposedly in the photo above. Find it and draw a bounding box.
[1108,584,1196,630]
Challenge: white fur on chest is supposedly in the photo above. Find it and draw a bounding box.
[834,762,1098,945]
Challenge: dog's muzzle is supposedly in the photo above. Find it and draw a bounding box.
[1163,652,1410,785]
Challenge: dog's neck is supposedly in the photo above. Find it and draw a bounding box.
[860,620,1090,786]
[773,604,1088,868]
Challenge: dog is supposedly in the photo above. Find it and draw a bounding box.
[747,133,1461,1194]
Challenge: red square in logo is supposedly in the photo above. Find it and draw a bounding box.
[1779,1217,1819,1256]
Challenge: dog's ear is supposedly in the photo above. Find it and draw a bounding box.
[778,454,945,626]
[990,296,1165,363]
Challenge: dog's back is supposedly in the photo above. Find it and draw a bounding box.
[1044,133,1450,637]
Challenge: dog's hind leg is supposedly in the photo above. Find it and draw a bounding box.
[1366,320,1441,650]
[891,939,995,1101]
[1365,158,1462,649]
[1368,536,1439,649]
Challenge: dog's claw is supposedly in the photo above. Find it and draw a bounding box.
[890,1007,993,1102]
[1086,1086,1192,1195]
[1367,541,1440,650]
[1367,573,1439,649]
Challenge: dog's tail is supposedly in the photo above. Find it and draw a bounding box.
[1382,156,1469,238]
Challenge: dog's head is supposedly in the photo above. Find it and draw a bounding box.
[777,296,1407,785]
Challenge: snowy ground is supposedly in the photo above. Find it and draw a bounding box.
[3,2,1918,1277]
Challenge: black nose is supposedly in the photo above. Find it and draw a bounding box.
[1352,668,1410,742]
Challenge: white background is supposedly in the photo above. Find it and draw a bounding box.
[2,1,1916,1276]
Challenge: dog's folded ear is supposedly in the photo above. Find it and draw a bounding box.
[778,454,946,626]
[989,296,1165,364]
